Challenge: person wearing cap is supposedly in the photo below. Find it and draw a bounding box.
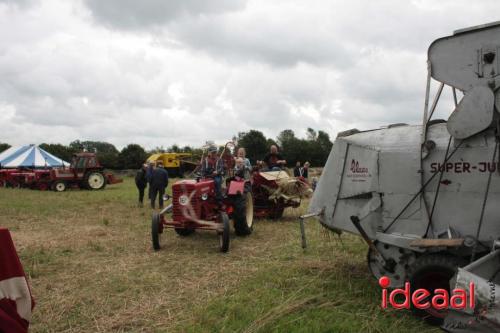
[135,163,148,207]
[201,145,225,206]
[150,162,169,209]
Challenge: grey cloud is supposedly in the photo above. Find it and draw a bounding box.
[83,0,247,29]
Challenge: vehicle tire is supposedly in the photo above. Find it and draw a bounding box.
[233,191,253,236]
[408,254,463,325]
[84,171,106,190]
[175,228,195,236]
[218,212,230,253]
[151,213,163,251]
[52,181,66,192]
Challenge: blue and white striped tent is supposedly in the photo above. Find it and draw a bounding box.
[0,145,69,168]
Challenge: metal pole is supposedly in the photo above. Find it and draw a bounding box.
[427,82,444,122]
[299,217,307,249]
[421,60,432,145]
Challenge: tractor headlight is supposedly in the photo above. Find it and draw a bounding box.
[201,193,208,201]
[178,195,189,206]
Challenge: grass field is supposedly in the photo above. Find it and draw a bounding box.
[0,177,439,332]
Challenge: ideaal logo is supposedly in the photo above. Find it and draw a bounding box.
[379,276,475,310]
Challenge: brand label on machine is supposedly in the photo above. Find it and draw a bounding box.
[430,162,500,173]
[346,159,371,182]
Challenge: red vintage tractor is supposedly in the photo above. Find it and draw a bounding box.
[0,152,122,191]
[151,142,253,253]
[47,152,122,191]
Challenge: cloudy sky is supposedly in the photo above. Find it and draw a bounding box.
[0,0,498,149]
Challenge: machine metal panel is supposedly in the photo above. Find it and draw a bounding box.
[379,151,420,195]
[428,22,500,91]
[307,139,348,228]
[331,198,381,238]
[338,144,378,198]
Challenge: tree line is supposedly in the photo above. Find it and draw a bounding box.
[0,128,333,169]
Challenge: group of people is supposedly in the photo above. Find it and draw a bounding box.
[293,161,310,179]
[135,144,313,208]
[135,161,169,209]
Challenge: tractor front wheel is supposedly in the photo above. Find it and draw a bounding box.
[218,212,230,253]
[233,191,253,236]
[151,213,163,251]
[84,171,106,190]
[52,181,66,192]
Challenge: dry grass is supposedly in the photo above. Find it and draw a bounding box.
[0,178,439,332]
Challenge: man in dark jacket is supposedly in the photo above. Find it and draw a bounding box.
[262,145,286,171]
[146,162,155,200]
[293,161,301,177]
[150,162,169,209]
[135,164,148,207]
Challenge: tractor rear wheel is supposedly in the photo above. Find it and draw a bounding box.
[151,213,163,251]
[233,191,253,236]
[52,181,66,192]
[84,171,106,190]
[175,228,195,236]
[218,212,230,253]
[408,254,463,325]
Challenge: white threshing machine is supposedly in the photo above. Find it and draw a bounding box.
[307,22,500,329]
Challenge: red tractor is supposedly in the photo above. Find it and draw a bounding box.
[46,152,122,192]
[151,143,253,253]
[0,152,122,191]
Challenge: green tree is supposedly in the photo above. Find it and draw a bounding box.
[118,144,148,169]
[237,130,268,164]
[39,143,76,162]
[0,143,11,154]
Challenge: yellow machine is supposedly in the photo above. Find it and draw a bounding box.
[146,153,196,177]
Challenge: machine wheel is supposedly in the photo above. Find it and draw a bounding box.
[151,213,164,251]
[408,254,463,325]
[52,181,66,192]
[218,212,230,253]
[367,242,416,289]
[233,192,254,236]
[84,171,106,190]
[175,228,195,236]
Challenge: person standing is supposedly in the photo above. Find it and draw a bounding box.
[146,162,155,200]
[293,161,301,177]
[150,162,169,209]
[301,161,310,179]
[135,164,148,207]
